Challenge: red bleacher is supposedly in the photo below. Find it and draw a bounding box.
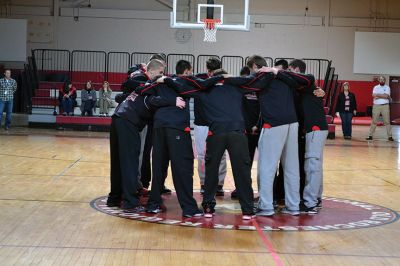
[32,71,338,136]
[56,116,111,126]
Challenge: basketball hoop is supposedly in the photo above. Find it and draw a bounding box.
[202,19,221,43]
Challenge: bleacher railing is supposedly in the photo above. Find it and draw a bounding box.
[167,54,195,74]
[107,52,131,85]
[71,50,107,84]
[33,49,71,82]
[221,56,244,76]
[196,55,220,74]
[33,49,332,84]
[330,80,342,117]
[131,52,167,66]
[274,58,330,87]
[324,67,336,107]
[31,49,334,112]
[245,56,274,68]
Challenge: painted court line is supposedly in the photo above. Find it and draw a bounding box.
[1,243,398,259]
[252,220,284,266]
[0,198,89,204]
[53,156,82,179]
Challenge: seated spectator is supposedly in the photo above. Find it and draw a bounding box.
[58,82,77,116]
[98,81,113,117]
[80,81,97,116]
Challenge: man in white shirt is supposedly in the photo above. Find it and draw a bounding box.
[366,76,393,141]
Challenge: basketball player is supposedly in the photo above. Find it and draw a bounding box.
[136,60,223,217]
[231,65,259,200]
[139,53,171,195]
[197,68,275,220]
[242,56,302,217]
[271,59,290,207]
[269,60,325,210]
[282,59,329,214]
[106,59,185,212]
[195,57,227,196]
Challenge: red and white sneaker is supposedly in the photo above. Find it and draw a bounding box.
[204,213,214,218]
[203,205,215,218]
[242,214,256,220]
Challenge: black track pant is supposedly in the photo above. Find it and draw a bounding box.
[246,132,259,168]
[147,127,199,215]
[202,132,254,214]
[273,132,306,201]
[140,124,169,189]
[107,117,141,209]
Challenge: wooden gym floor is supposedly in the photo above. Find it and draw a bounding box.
[0,125,399,265]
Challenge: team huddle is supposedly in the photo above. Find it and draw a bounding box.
[106,54,328,220]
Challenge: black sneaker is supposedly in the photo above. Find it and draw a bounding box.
[366,136,373,141]
[161,186,172,195]
[216,185,224,196]
[138,187,149,197]
[122,206,146,213]
[316,198,322,209]
[300,203,318,214]
[146,205,164,214]
[200,185,205,195]
[306,206,319,214]
[388,137,394,141]
[183,210,204,218]
[230,189,238,199]
[106,201,121,208]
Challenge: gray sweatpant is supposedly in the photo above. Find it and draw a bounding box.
[258,122,300,211]
[303,130,328,208]
[194,125,226,186]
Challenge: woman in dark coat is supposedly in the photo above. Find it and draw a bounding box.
[81,81,97,116]
[335,82,357,139]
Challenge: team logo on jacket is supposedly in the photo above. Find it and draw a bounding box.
[91,193,398,231]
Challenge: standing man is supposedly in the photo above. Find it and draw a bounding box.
[0,69,17,130]
[366,76,394,141]
[195,57,227,196]
[138,60,223,217]
[280,59,329,213]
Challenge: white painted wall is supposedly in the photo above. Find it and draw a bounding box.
[53,14,389,80]
[1,0,400,80]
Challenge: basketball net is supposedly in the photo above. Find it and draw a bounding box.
[202,19,221,43]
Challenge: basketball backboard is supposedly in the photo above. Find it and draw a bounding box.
[171,0,250,31]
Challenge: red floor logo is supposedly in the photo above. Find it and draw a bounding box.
[91,193,399,231]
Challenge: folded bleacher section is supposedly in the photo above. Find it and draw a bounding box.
[29,49,338,137]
